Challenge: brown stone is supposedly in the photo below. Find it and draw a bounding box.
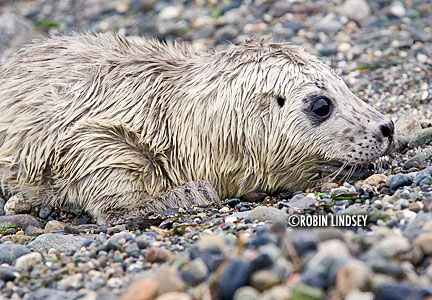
[417,232,432,255]
[336,259,371,297]
[156,265,185,294]
[120,278,159,300]
[145,247,171,264]
[363,174,387,185]
[44,220,67,233]
[155,292,192,300]
[320,182,338,192]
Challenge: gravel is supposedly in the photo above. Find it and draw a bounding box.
[0,0,431,299]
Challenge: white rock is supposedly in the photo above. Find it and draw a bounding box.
[159,6,183,20]
[57,273,84,289]
[341,0,370,23]
[219,207,230,213]
[15,252,43,271]
[390,1,406,18]
[4,195,24,215]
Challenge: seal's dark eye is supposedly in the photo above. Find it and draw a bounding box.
[311,97,331,119]
[276,96,285,107]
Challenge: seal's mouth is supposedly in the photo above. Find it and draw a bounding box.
[317,160,375,182]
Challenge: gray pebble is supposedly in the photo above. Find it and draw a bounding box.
[125,242,139,256]
[414,167,432,186]
[0,244,30,265]
[38,205,53,219]
[288,195,316,209]
[218,259,252,300]
[28,233,91,253]
[389,174,412,192]
[0,266,17,282]
[15,252,43,271]
[248,207,287,224]
[233,286,260,300]
[0,214,43,236]
[408,128,432,147]
[182,257,208,286]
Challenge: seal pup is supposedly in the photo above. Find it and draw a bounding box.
[0,33,394,224]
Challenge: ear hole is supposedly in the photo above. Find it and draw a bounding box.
[276,96,285,108]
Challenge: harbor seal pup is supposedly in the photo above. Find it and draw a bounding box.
[0,33,394,224]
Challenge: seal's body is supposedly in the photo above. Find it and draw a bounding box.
[0,33,394,223]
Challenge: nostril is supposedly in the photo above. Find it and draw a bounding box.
[380,121,394,138]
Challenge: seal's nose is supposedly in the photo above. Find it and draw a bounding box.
[380,121,394,139]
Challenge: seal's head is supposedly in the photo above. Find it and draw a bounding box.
[193,38,395,195]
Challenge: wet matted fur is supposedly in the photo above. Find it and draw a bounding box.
[0,33,394,223]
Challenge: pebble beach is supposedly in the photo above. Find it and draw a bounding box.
[0,0,431,299]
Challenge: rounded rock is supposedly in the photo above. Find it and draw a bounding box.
[218,259,252,300]
[0,244,31,265]
[14,252,43,271]
[233,286,260,300]
[248,207,287,224]
[389,174,412,192]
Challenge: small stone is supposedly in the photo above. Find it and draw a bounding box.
[4,195,24,215]
[403,150,432,170]
[261,285,291,300]
[395,114,422,137]
[341,0,370,23]
[125,243,140,256]
[317,239,350,257]
[224,198,241,208]
[240,192,267,202]
[218,259,252,300]
[158,6,183,20]
[233,286,260,300]
[219,206,230,213]
[417,232,432,255]
[320,183,338,192]
[288,195,316,209]
[390,1,406,18]
[181,258,208,286]
[0,214,43,235]
[156,265,185,294]
[248,207,287,224]
[2,227,17,235]
[28,233,91,253]
[155,292,192,300]
[346,290,374,300]
[13,201,31,214]
[0,266,16,282]
[1,234,34,245]
[389,174,412,192]
[409,128,432,147]
[197,234,226,254]
[409,203,421,212]
[225,216,238,223]
[14,252,43,271]
[319,44,338,57]
[316,14,342,33]
[376,283,421,300]
[38,205,53,219]
[0,244,30,264]
[44,220,66,233]
[250,270,281,292]
[57,273,84,289]
[363,174,387,185]
[367,236,411,258]
[214,25,239,44]
[291,284,324,300]
[145,247,171,264]
[414,167,432,186]
[336,260,371,297]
